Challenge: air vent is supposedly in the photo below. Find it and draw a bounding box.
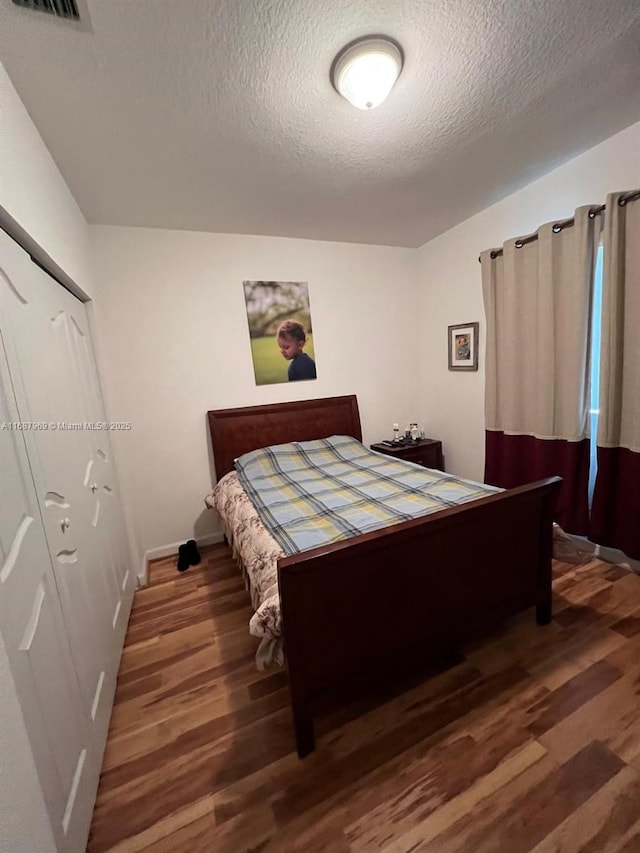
[11,0,80,20]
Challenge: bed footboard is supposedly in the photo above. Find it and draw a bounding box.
[278,476,560,757]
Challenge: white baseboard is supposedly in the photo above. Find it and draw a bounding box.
[137,532,225,587]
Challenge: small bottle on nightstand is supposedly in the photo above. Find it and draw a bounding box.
[393,423,400,441]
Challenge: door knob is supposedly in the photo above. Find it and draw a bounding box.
[61,517,71,532]
[90,483,98,493]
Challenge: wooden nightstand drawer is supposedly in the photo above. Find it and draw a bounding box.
[370,439,445,472]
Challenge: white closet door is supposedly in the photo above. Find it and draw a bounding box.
[64,297,134,639]
[0,229,134,758]
[0,310,97,850]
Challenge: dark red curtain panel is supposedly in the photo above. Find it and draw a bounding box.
[590,447,640,560]
[485,431,590,534]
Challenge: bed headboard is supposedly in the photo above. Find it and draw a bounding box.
[207,395,362,481]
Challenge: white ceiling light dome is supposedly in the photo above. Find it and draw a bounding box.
[331,36,403,110]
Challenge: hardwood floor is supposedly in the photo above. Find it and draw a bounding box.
[88,545,640,852]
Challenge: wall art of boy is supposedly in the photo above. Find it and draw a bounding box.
[456,335,470,359]
[277,319,317,381]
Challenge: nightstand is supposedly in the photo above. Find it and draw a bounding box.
[370,438,445,471]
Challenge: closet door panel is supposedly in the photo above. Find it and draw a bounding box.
[63,297,134,635]
[0,333,97,852]
[0,252,113,734]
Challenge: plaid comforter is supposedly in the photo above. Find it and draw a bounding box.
[234,435,502,555]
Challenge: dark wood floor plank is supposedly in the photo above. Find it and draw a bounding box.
[610,613,640,638]
[525,659,623,737]
[537,666,640,768]
[531,764,640,853]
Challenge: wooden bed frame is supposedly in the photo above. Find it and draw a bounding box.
[208,395,560,758]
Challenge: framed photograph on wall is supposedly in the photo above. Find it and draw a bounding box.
[243,280,318,386]
[448,322,479,371]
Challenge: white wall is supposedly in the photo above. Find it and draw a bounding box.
[416,121,640,482]
[0,60,96,297]
[89,227,420,564]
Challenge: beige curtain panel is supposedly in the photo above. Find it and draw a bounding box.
[481,204,599,441]
[597,192,640,451]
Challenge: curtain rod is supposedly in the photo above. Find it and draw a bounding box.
[478,189,640,262]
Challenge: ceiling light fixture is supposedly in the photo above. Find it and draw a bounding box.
[331,36,403,111]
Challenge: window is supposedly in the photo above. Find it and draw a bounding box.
[588,243,604,507]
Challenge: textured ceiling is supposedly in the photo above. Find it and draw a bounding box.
[0,0,638,248]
